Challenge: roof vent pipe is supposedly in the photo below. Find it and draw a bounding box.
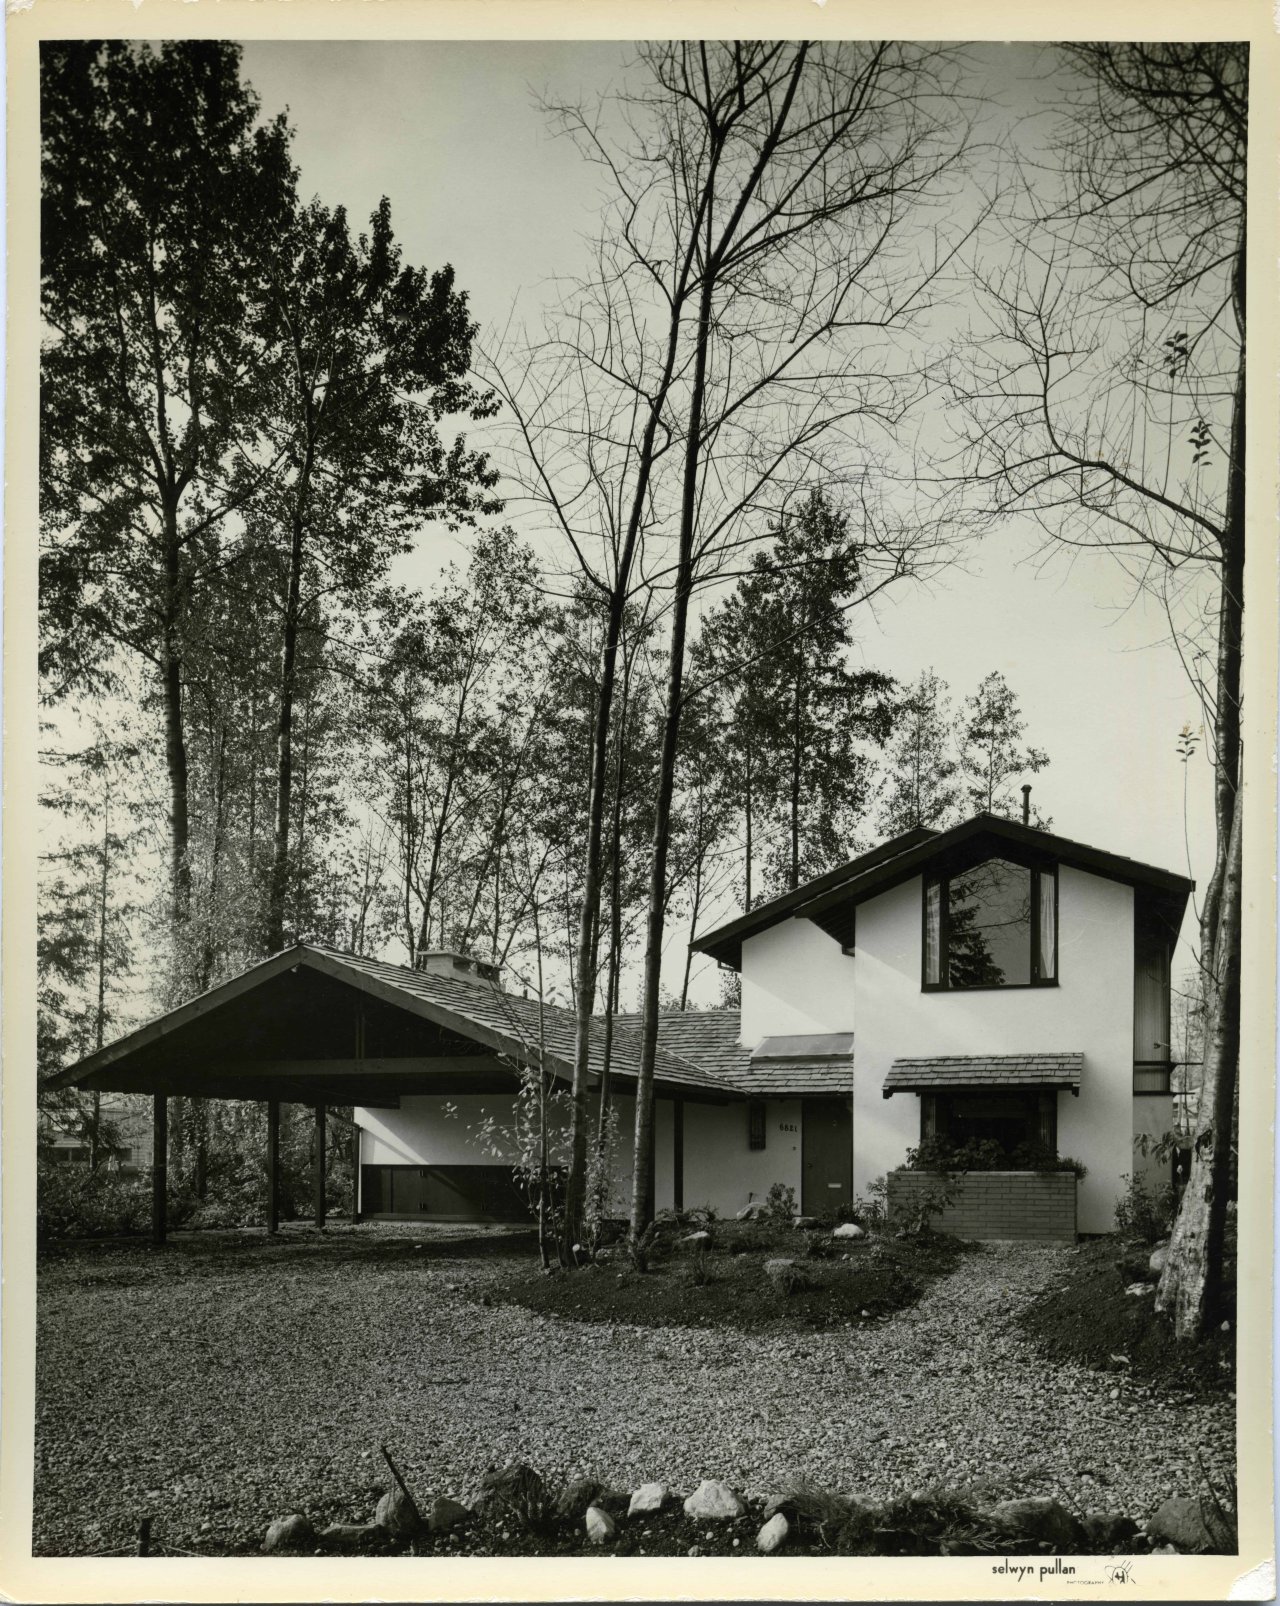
[1021,784,1032,826]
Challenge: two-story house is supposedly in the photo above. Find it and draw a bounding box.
[45,813,1191,1242]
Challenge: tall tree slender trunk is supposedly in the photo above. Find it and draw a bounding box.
[632,274,715,1237]
[596,664,631,1145]
[1156,793,1241,1336]
[161,503,191,928]
[267,501,306,952]
[743,737,753,910]
[88,794,110,1171]
[1159,238,1245,1341]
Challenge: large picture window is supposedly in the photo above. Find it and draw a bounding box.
[923,858,1057,990]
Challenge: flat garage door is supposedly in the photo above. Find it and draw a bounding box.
[361,1164,529,1222]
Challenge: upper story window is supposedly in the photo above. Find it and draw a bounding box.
[924,857,1057,990]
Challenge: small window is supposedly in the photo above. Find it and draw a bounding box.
[924,858,1057,990]
[747,1100,766,1151]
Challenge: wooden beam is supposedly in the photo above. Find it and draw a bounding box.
[350,1121,361,1225]
[151,1094,167,1244]
[266,1100,280,1235]
[314,1104,326,1230]
[139,1055,509,1080]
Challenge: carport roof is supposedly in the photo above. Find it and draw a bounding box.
[44,943,739,1104]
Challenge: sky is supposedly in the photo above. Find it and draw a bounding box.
[236,39,1215,982]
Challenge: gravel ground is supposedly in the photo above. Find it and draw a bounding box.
[33,1226,1235,1556]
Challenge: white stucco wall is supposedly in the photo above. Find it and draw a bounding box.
[681,1098,803,1215]
[740,917,856,1045]
[851,866,1135,1234]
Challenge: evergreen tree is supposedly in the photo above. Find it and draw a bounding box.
[959,671,1050,822]
[878,669,962,836]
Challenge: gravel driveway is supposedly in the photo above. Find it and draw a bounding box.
[33,1228,1234,1556]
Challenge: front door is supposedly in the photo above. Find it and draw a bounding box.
[801,1097,853,1215]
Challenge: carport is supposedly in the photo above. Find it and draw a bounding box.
[42,943,736,1239]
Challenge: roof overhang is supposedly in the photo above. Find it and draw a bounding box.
[693,814,1194,971]
[882,1052,1084,1099]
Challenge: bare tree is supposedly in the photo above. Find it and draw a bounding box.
[619,42,972,1236]
[486,41,970,1240]
[950,43,1246,1337]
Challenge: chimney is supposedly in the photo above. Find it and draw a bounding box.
[413,949,502,989]
[1021,784,1032,826]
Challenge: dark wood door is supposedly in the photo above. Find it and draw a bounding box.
[801,1097,853,1215]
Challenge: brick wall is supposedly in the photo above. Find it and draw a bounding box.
[887,1169,1077,1242]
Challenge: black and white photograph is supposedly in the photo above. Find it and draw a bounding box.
[3,1,1276,1598]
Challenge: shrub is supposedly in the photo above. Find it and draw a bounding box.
[764,1182,796,1222]
[1114,1172,1176,1244]
[893,1174,960,1236]
[478,1463,556,1534]
[683,1249,715,1286]
[903,1136,1086,1178]
[37,1162,152,1243]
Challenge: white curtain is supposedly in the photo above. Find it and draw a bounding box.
[925,881,942,984]
[1039,872,1056,979]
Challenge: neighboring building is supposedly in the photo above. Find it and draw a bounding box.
[38,1093,153,1174]
[44,813,1192,1240]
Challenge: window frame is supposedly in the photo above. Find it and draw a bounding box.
[922,857,1059,993]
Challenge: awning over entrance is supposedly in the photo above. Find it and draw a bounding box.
[881,1052,1083,1098]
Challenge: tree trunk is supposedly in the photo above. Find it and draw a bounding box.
[631,273,715,1238]
[564,594,626,1238]
[161,505,191,928]
[744,738,753,910]
[267,505,305,953]
[1156,792,1241,1337]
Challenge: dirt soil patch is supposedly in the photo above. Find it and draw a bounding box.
[1018,1237,1235,1397]
[495,1224,969,1331]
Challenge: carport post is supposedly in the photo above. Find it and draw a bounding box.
[266,1100,280,1235]
[314,1104,326,1230]
[151,1094,167,1244]
[350,1120,360,1225]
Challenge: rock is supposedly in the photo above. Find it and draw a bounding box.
[375,1487,424,1539]
[1082,1513,1140,1550]
[263,1514,316,1553]
[1125,1281,1155,1296]
[736,1200,769,1220]
[628,1482,667,1517]
[1146,1495,1213,1551]
[792,1216,819,1229]
[757,1513,789,1554]
[682,1230,713,1248]
[684,1479,744,1520]
[687,1544,702,1556]
[764,1257,795,1278]
[1149,1242,1169,1275]
[985,1497,1085,1550]
[428,1496,471,1533]
[317,1522,383,1550]
[832,1222,865,1239]
[585,1505,616,1544]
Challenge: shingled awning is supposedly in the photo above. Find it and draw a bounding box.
[882,1052,1083,1098]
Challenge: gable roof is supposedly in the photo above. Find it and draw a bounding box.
[45,944,736,1102]
[692,813,1194,969]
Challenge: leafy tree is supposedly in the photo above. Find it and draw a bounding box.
[958,672,1050,822]
[250,192,501,952]
[40,41,294,931]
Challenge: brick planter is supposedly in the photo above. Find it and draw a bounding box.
[887,1169,1077,1243]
